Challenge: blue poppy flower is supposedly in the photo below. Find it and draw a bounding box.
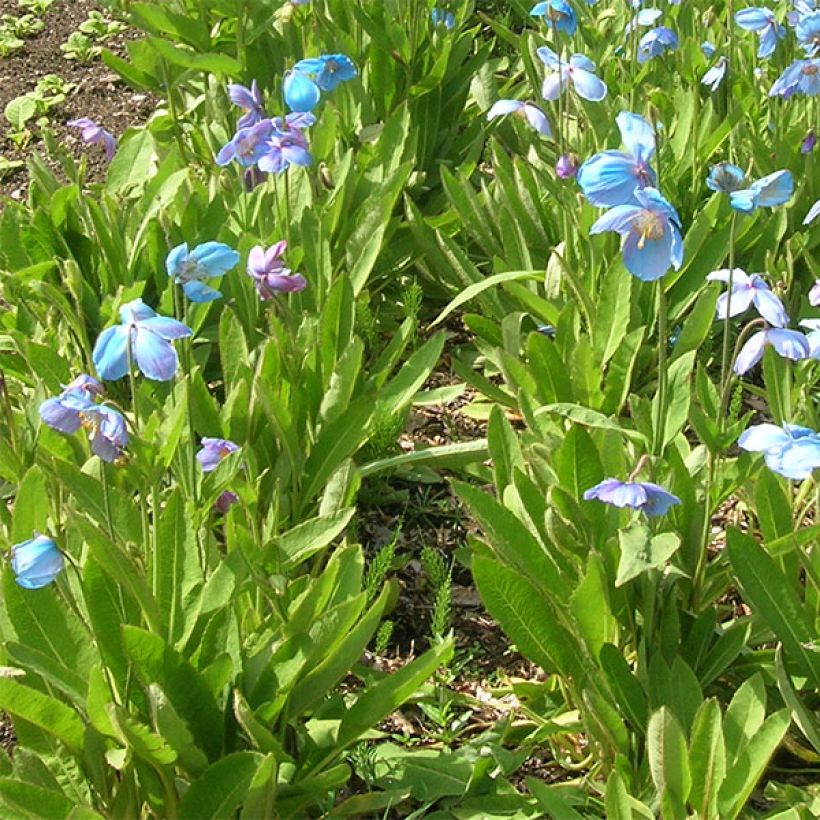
[734,328,810,374]
[10,535,65,589]
[39,390,95,435]
[196,438,240,473]
[228,80,266,127]
[487,99,552,137]
[625,8,663,35]
[637,27,678,63]
[798,319,820,357]
[735,8,786,59]
[583,479,681,516]
[216,120,275,167]
[166,241,240,303]
[257,130,312,174]
[702,57,728,91]
[589,186,683,281]
[93,299,192,382]
[431,7,455,28]
[283,70,321,113]
[576,112,657,207]
[530,1,577,35]
[729,169,794,213]
[701,41,717,57]
[537,48,608,101]
[294,54,357,92]
[705,269,789,326]
[795,10,820,55]
[706,162,747,193]
[738,423,820,479]
[769,58,820,97]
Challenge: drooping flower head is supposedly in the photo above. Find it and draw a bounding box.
[583,479,681,516]
[577,112,657,207]
[216,120,275,168]
[431,7,455,29]
[637,27,678,63]
[10,535,65,589]
[589,186,683,281]
[530,0,577,34]
[67,118,116,161]
[486,100,552,137]
[729,169,794,213]
[284,70,321,113]
[556,152,580,179]
[734,328,810,374]
[196,437,240,473]
[537,47,608,101]
[294,54,357,92]
[735,7,786,59]
[769,58,820,97]
[166,241,240,303]
[228,80,266,127]
[795,10,820,55]
[93,299,192,382]
[738,423,820,479]
[706,269,789,327]
[706,162,747,193]
[802,130,817,152]
[247,242,307,300]
[702,57,728,91]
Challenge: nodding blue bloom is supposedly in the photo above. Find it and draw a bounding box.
[530,1,577,35]
[734,328,810,375]
[272,112,316,133]
[802,130,817,152]
[805,199,820,224]
[702,57,728,91]
[706,269,789,327]
[197,437,240,473]
[93,299,192,382]
[257,129,312,174]
[729,169,794,213]
[39,390,96,435]
[214,491,239,514]
[701,41,717,57]
[637,27,678,63]
[62,374,104,399]
[583,479,681,516]
[536,323,557,337]
[283,70,321,113]
[216,120,274,167]
[487,100,552,137]
[810,279,820,305]
[795,9,820,55]
[770,58,820,97]
[735,8,786,59]
[798,319,820,357]
[431,7,455,28]
[166,241,240,303]
[625,8,663,34]
[555,152,580,179]
[537,47,608,101]
[247,242,307,299]
[706,162,747,193]
[589,186,683,281]
[228,80,266,127]
[294,54,357,92]
[738,423,820,479]
[577,112,657,207]
[67,118,116,161]
[10,535,65,590]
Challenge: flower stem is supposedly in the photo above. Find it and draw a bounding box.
[653,281,669,457]
[718,212,738,428]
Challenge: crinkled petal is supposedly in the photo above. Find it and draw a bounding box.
[92,325,130,381]
[183,281,222,302]
[138,316,192,340]
[752,170,794,207]
[536,45,560,68]
[715,288,754,319]
[577,151,653,207]
[768,328,810,360]
[641,484,682,516]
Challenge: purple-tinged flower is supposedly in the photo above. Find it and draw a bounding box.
[577,112,657,207]
[39,390,95,435]
[272,111,316,134]
[702,57,728,91]
[583,479,681,516]
[214,490,239,514]
[810,279,820,305]
[431,7,455,28]
[283,70,320,113]
[247,242,307,300]
[769,58,820,97]
[537,47,608,101]
[530,1,577,34]
[243,166,266,192]
[62,374,104,399]
[93,299,192,382]
[805,199,820,224]
[798,319,820,356]
[81,405,129,462]
[729,169,794,213]
[197,438,240,473]
[228,80,266,127]
[625,8,663,34]
[735,8,786,59]
[801,130,817,152]
[216,120,274,168]
[257,128,312,174]
[10,535,64,589]
[486,100,552,137]
[734,328,810,375]
[67,118,116,161]
[166,241,240,303]
[706,162,747,193]
[706,269,789,327]
[637,27,678,63]
[556,152,580,179]
[589,186,683,281]
[738,423,820,479]
[795,10,820,55]
[294,54,357,92]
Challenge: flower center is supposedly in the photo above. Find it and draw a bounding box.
[803,63,818,76]
[634,211,664,249]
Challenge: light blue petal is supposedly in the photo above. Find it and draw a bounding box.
[183,281,223,303]
[738,423,792,452]
[93,325,130,381]
[768,328,810,360]
[571,67,607,101]
[729,187,759,213]
[622,226,674,281]
[190,242,240,276]
[734,331,766,374]
[165,243,189,277]
[284,70,320,113]
[589,204,642,236]
[487,99,523,119]
[617,112,656,165]
[752,289,789,327]
[133,329,178,381]
[752,170,794,207]
[138,316,192,340]
[577,151,654,207]
[535,45,560,67]
[735,8,773,32]
[773,438,820,479]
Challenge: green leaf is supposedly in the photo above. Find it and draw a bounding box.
[688,698,726,820]
[726,529,819,686]
[616,525,681,587]
[724,674,766,761]
[487,405,524,491]
[11,466,49,544]
[570,554,617,660]
[178,753,263,820]
[653,351,696,450]
[4,96,37,131]
[527,779,586,819]
[379,332,445,415]
[145,36,241,76]
[108,705,177,769]
[537,403,647,444]
[762,345,791,424]
[359,439,489,478]
[272,508,356,572]
[774,646,820,754]
[647,707,691,813]
[0,779,101,819]
[599,644,648,731]
[754,470,792,543]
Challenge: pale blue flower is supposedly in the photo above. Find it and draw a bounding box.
[283,70,320,113]
[734,328,810,374]
[735,7,786,59]
[729,169,794,213]
[487,99,552,136]
[166,241,240,303]
[738,423,820,479]
[706,269,789,327]
[530,0,577,34]
[10,535,64,589]
[702,57,728,91]
[537,47,608,101]
[770,58,820,97]
[637,27,678,63]
[583,479,681,516]
[294,54,357,92]
[706,162,747,193]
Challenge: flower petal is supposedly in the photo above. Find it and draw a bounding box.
[92,325,130,381]
[133,329,179,381]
